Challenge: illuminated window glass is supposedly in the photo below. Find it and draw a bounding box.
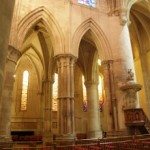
[52,73,58,111]
[21,70,29,111]
[98,75,103,102]
[98,59,101,66]
[98,59,104,111]
[82,76,87,112]
[78,0,96,7]
[98,75,104,112]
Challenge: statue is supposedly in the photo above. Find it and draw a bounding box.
[121,69,142,109]
[127,69,134,81]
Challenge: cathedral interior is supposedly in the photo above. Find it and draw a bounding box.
[0,0,150,149]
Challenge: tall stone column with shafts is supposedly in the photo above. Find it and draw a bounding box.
[56,54,76,140]
[101,60,119,133]
[0,0,15,99]
[42,80,53,144]
[0,46,21,141]
[85,81,102,138]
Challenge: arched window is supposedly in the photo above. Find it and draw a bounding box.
[78,0,96,7]
[98,75,104,111]
[82,76,87,112]
[52,73,58,111]
[98,59,104,111]
[21,70,29,111]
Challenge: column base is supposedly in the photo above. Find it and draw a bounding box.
[0,135,12,142]
[55,134,76,145]
[42,132,53,145]
[0,135,12,149]
[87,131,102,139]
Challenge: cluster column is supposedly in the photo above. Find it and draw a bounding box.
[56,54,76,140]
[85,81,102,138]
[101,60,118,133]
[0,45,21,141]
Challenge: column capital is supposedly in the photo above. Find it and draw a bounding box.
[7,45,21,63]
[84,80,99,88]
[101,60,113,66]
[54,54,77,62]
[107,1,130,26]
[101,60,113,70]
[42,79,54,84]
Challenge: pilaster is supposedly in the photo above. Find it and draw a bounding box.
[0,0,15,101]
[101,60,118,132]
[0,45,21,142]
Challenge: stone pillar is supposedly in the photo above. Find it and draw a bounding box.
[0,45,21,141]
[42,80,53,144]
[85,81,102,138]
[109,14,135,130]
[56,54,76,140]
[0,0,15,99]
[101,60,119,132]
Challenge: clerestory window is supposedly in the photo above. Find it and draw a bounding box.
[78,0,96,7]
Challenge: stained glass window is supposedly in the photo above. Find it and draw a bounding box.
[98,75,104,111]
[21,70,29,111]
[78,0,96,7]
[52,73,58,111]
[98,59,104,112]
[82,76,87,112]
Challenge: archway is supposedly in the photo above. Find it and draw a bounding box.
[73,20,112,138]
[129,0,150,117]
[10,7,63,142]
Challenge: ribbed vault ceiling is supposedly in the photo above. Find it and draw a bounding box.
[129,0,150,58]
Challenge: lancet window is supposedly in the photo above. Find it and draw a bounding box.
[21,70,29,111]
[52,73,58,111]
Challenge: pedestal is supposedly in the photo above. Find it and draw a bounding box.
[121,81,142,109]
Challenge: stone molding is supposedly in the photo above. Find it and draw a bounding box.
[7,45,21,64]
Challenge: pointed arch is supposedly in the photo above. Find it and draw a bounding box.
[17,6,64,55]
[126,0,140,22]
[71,18,112,60]
[91,51,99,82]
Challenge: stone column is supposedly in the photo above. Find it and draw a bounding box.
[56,54,76,140]
[0,45,21,141]
[42,80,53,144]
[0,0,15,99]
[85,81,102,138]
[101,60,113,132]
[109,14,135,130]
[101,60,119,132]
